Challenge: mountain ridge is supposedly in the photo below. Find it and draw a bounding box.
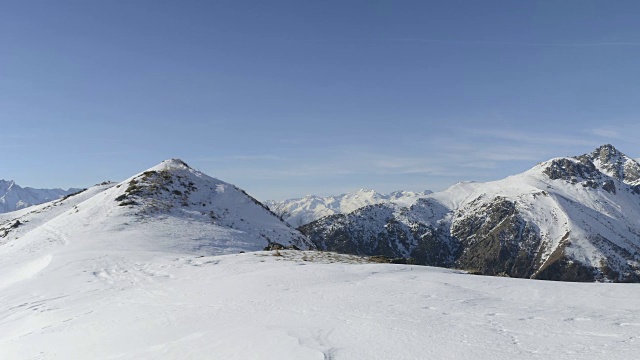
[266,189,432,227]
[300,144,640,282]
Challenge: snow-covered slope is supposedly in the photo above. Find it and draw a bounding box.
[1,251,639,359]
[267,189,432,227]
[0,180,80,213]
[0,159,312,274]
[302,145,640,282]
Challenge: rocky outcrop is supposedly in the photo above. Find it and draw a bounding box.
[452,197,542,278]
[543,158,599,182]
[578,144,640,185]
[301,203,458,267]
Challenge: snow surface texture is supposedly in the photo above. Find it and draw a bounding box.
[266,189,432,227]
[1,250,639,359]
[0,180,80,213]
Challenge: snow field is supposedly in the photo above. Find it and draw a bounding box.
[1,250,639,360]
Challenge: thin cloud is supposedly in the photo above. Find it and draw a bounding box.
[282,37,640,47]
[392,38,640,47]
[584,127,623,139]
[194,155,282,162]
[232,155,281,161]
[469,128,595,147]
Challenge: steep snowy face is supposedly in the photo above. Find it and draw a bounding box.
[302,145,640,282]
[0,180,81,213]
[267,189,432,227]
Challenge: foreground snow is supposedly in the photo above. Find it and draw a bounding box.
[1,250,639,360]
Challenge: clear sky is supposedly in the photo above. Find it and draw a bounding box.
[2,1,640,200]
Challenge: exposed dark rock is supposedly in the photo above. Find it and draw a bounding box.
[61,189,88,201]
[263,242,301,251]
[368,255,415,264]
[533,244,595,282]
[452,197,541,278]
[301,203,457,266]
[579,144,640,185]
[534,258,595,282]
[543,158,598,182]
[602,180,616,194]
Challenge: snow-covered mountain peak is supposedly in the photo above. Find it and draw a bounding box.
[0,180,81,213]
[590,143,624,163]
[267,189,432,226]
[0,179,16,188]
[113,160,237,214]
[354,188,376,195]
[535,145,640,190]
[0,180,21,195]
[149,158,195,172]
[0,160,311,261]
[389,190,433,198]
[577,144,640,185]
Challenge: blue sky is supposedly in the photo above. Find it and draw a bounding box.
[2,1,640,200]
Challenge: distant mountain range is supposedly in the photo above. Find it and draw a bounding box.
[299,144,640,282]
[3,145,640,283]
[266,189,432,227]
[0,180,81,213]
